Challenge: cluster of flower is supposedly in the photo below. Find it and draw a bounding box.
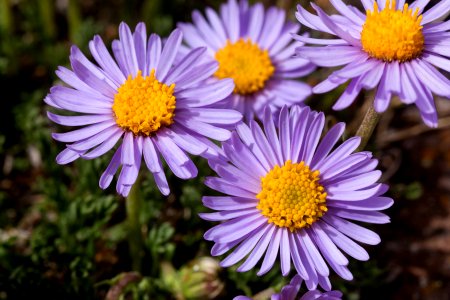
[44,0,449,298]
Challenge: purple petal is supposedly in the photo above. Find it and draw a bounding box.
[296,4,334,34]
[330,208,391,224]
[296,46,363,67]
[118,22,139,77]
[328,196,393,211]
[82,129,123,160]
[332,77,363,111]
[154,133,197,179]
[410,59,450,97]
[279,229,291,276]
[68,125,121,152]
[237,225,276,272]
[153,170,170,196]
[47,112,112,126]
[200,208,256,222]
[205,177,256,199]
[301,112,325,165]
[142,137,162,173]
[121,131,135,166]
[163,47,206,84]
[247,3,264,42]
[181,108,242,125]
[176,78,234,107]
[214,163,262,194]
[175,61,219,89]
[293,34,348,45]
[251,120,279,168]
[422,1,450,24]
[50,85,112,107]
[315,137,361,174]
[310,225,348,266]
[320,153,371,182]
[191,10,223,50]
[209,214,267,243]
[312,3,361,47]
[323,215,381,245]
[205,7,227,42]
[236,122,272,171]
[202,196,257,211]
[327,170,382,191]
[263,107,283,165]
[70,47,117,97]
[320,221,369,261]
[156,29,182,81]
[326,183,387,201]
[422,52,450,73]
[147,34,162,73]
[99,146,122,189]
[162,125,208,156]
[52,120,116,143]
[330,0,364,26]
[258,7,285,49]
[56,148,82,164]
[177,117,231,141]
[133,23,147,75]
[257,227,281,276]
[361,0,375,10]
[310,122,346,168]
[298,230,329,277]
[224,0,240,42]
[289,233,310,280]
[55,66,102,95]
[220,223,269,267]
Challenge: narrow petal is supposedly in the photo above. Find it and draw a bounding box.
[323,215,381,245]
[237,225,276,272]
[52,120,116,143]
[422,1,450,24]
[56,148,82,164]
[156,29,182,80]
[257,227,281,276]
[99,146,122,189]
[47,112,112,126]
[147,34,162,73]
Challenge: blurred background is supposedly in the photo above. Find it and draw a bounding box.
[0,0,449,299]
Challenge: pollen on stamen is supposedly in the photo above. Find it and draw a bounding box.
[112,69,176,136]
[256,160,328,232]
[214,38,275,95]
[361,0,424,62]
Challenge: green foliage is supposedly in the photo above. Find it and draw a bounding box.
[147,223,176,271]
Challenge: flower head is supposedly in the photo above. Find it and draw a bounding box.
[178,0,315,120]
[45,23,242,197]
[235,275,342,300]
[201,106,393,290]
[295,0,450,127]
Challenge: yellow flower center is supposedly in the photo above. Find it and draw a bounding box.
[361,0,424,62]
[112,70,176,136]
[214,38,275,95]
[256,160,328,232]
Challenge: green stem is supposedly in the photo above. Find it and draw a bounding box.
[67,0,81,43]
[38,0,56,40]
[355,104,380,151]
[126,178,143,272]
[0,0,12,35]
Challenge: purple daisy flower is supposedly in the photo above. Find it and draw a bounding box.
[234,275,342,300]
[201,105,393,290]
[45,23,242,197]
[294,0,450,127]
[177,0,315,120]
